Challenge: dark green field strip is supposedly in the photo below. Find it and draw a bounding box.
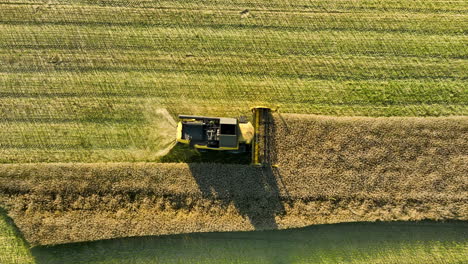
[0,25,466,59]
[0,4,466,35]
[29,222,468,264]
[1,51,467,81]
[1,0,466,13]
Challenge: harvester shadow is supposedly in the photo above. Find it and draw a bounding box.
[188,112,285,230]
[160,143,251,164]
[189,163,285,230]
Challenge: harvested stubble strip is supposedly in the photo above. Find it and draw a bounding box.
[270,114,468,201]
[1,115,467,245]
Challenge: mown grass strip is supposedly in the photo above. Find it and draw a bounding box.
[1,51,467,81]
[1,72,466,102]
[1,24,466,58]
[3,0,465,13]
[0,4,466,35]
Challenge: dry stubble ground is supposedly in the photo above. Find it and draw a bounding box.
[0,114,466,245]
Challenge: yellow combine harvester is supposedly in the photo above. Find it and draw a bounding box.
[176,107,272,165]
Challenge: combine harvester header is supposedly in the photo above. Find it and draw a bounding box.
[176,107,274,166]
[251,107,273,166]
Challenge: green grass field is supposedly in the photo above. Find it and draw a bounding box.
[2,214,468,264]
[0,0,467,163]
[26,221,468,264]
[0,209,34,264]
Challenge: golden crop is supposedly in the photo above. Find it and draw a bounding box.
[1,114,466,245]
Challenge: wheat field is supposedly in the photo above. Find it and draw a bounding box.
[0,114,466,245]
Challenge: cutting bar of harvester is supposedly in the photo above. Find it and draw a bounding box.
[251,107,273,166]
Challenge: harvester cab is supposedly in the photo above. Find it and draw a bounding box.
[176,107,273,165]
[176,115,254,152]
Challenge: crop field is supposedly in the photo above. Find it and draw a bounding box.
[0,0,467,262]
[0,114,466,245]
[0,0,467,163]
